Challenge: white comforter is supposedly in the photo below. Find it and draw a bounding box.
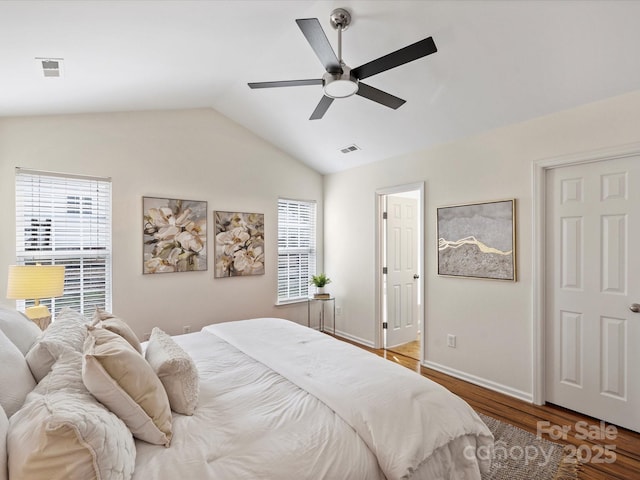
[133,318,492,480]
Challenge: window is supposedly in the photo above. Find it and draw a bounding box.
[15,168,112,319]
[277,198,316,303]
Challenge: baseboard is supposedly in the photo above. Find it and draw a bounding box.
[334,329,376,348]
[330,335,533,402]
[423,360,533,403]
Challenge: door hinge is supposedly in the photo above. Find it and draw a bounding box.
[383,322,388,329]
[382,267,388,274]
[382,212,387,220]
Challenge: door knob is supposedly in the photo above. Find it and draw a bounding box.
[413,274,420,279]
[630,303,640,313]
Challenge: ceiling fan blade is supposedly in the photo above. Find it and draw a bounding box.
[296,18,341,73]
[248,79,323,89]
[352,37,437,80]
[310,95,334,120]
[356,83,406,109]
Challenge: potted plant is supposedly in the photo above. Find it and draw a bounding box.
[310,273,331,298]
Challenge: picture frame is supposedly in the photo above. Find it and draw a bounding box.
[214,211,265,277]
[437,199,516,281]
[143,196,208,274]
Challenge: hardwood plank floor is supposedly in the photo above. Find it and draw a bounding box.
[386,339,420,360]
[337,336,640,480]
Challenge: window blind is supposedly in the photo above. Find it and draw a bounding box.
[15,169,112,318]
[277,198,316,302]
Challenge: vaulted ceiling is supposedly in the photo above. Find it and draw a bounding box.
[2,1,640,173]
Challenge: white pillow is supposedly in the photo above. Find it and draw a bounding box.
[146,327,199,415]
[92,308,142,353]
[0,407,7,480]
[25,308,89,382]
[82,326,173,446]
[0,329,36,417]
[7,351,136,480]
[0,306,41,356]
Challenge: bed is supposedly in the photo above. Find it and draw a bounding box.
[0,306,493,480]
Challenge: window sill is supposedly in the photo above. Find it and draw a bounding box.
[275,298,308,307]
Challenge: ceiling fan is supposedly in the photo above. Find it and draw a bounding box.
[248,8,437,120]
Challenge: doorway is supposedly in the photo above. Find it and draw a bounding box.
[544,156,640,432]
[376,183,424,361]
[533,144,640,431]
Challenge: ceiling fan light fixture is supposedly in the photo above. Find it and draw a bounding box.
[323,70,359,99]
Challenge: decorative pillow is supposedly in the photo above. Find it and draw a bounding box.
[92,308,142,353]
[7,351,135,480]
[0,407,7,480]
[0,306,42,356]
[0,330,36,418]
[146,327,199,415]
[82,326,172,446]
[25,308,89,382]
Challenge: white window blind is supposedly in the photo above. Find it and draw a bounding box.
[277,198,316,303]
[15,169,112,318]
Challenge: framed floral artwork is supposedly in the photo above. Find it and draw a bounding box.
[143,197,207,274]
[437,199,516,281]
[214,211,265,277]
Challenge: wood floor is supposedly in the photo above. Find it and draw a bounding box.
[338,337,640,480]
[386,339,420,360]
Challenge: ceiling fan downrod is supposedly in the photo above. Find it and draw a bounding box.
[324,8,358,99]
[330,7,350,66]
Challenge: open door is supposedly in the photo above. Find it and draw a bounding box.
[385,194,419,347]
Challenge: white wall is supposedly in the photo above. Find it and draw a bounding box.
[0,109,323,337]
[3,91,640,399]
[324,89,640,399]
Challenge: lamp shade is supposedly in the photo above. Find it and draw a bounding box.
[7,265,65,300]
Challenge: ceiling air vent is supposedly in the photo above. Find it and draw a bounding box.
[35,57,64,78]
[340,144,361,154]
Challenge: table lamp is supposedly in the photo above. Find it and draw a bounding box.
[6,265,65,323]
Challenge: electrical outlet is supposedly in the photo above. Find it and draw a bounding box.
[183,325,191,334]
[336,306,342,315]
[447,334,456,348]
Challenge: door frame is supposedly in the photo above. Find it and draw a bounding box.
[532,141,640,405]
[374,182,425,357]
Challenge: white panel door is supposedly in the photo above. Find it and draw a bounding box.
[546,157,640,431]
[386,195,419,348]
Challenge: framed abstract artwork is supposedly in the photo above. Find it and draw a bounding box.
[437,199,516,281]
[143,197,207,274]
[214,211,265,277]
